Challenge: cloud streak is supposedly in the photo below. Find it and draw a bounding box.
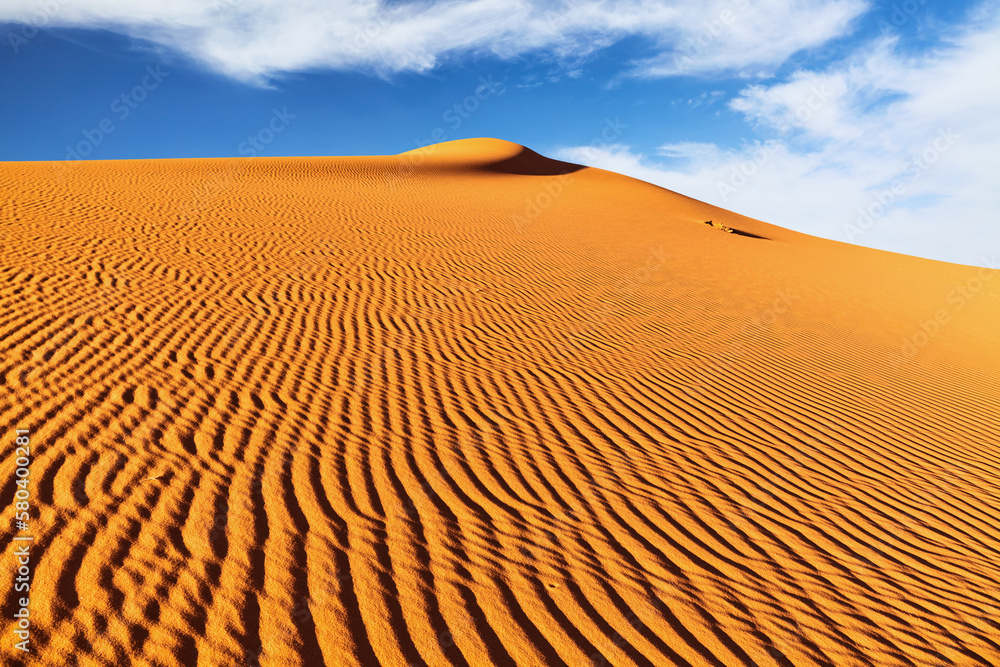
[1,0,867,83]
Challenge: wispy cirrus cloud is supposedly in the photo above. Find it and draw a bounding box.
[0,0,867,84]
[629,0,868,78]
[555,6,1000,266]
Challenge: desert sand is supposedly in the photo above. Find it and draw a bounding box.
[1,138,999,666]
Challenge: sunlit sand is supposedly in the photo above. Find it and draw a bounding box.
[1,138,998,666]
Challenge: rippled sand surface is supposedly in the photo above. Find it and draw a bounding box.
[1,138,999,666]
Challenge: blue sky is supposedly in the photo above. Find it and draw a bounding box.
[1,0,997,266]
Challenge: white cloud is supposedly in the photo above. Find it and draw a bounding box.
[554,11,1000,266]
[0,0,867,83]
[681,90,726,110]
[630,0,868,78]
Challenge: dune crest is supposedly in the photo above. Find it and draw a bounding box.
[1,142,999,666]
[400,137,585,175]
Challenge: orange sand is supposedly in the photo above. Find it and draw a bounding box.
[1,138,999,666]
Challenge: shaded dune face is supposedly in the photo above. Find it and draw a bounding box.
[1,139,999,666]
[400,138,585,176]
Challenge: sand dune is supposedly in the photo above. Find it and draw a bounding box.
[1,138,999,666]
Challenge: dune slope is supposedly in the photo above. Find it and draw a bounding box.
[1,139,999,666]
